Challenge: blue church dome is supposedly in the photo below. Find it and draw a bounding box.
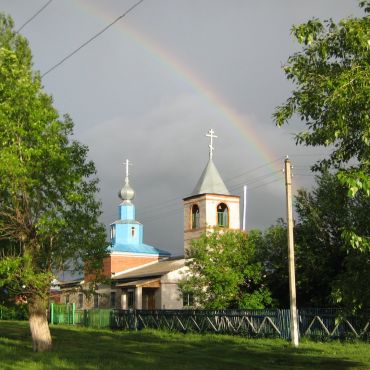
[110,160,170,258]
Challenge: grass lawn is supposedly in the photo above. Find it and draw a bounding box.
[0,321,369,370]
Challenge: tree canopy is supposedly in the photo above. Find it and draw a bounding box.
[180,229,272,310]
[257,172,369,312]
[274,2,369,249]
[0,14,108,351]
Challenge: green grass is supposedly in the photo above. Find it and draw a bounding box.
[0,321,369,370]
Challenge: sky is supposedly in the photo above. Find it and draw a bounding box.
[0,0,363,256]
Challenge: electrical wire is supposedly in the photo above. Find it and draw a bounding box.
[223,157,283,183]
[16,0,53,33]
[128,157,311,223]
[41,0,145,77]
[140,176,285,224]
[138,158,284,215]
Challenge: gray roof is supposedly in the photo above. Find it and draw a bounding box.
[116,278,160,287]
[113,257,185,280]
[191,159,229,196]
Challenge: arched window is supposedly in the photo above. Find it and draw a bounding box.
[131,227,136,237]
[217,203,229,227]
[191,204,200,229]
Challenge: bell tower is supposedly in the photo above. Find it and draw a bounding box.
[183,129,240,253]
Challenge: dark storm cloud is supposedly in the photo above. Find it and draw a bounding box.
[0,0,360,255]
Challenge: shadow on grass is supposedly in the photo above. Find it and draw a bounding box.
[0,321,368,370]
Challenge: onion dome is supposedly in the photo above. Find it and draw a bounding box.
[119,177,135,201]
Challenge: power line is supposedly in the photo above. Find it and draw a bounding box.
[248,177,282,191]
[138,158,284,215]
[16,0,53,33]
[289,153,329,157]
[224,157,283,183]
[227,169,283,191]
[41,0,145,77]
[140,176,284,224]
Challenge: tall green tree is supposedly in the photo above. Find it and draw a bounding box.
[294,172,369,311]
[254,220,289,308]
[274,1,370,250]
[257,172,369,312]
[0,14,108,351]
[180,229,272,309]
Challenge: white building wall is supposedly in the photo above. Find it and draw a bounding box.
[160,266,187,309]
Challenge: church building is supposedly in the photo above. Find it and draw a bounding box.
[57,129,240,310]
[104,159,171,277]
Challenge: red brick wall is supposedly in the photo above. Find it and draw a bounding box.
[103,255,159,277]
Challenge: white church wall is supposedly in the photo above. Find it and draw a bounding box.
[160,266,187,309]
[154,288,161,309]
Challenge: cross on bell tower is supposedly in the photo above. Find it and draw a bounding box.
[206,129,218,160]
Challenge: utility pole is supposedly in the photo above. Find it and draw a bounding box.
[242,185,247,231]
[285,156,299,347]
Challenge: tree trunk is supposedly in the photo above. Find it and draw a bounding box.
[28,295,52,352]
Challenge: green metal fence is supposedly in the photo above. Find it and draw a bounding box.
[49,303,75,325]
[48,305,370,341]
[50,304,112,328]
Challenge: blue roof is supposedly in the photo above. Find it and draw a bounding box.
[109,243,171,256]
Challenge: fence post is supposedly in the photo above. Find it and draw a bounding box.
[72,303,75,325]
[128,308,136,331]
[50,303,54,324]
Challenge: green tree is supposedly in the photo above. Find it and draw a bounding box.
[294,172,369,311]
[180,229,272,309]
[274,1,370,250]
[257,172,369,312]
[254,220,289,308]
[0,14,108,351]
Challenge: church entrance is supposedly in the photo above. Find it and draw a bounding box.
[142,288,157,309]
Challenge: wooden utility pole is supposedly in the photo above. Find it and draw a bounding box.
[285,156,299,347]
[242,185,247,231]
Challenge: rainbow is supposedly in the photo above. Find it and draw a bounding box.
[74,1,282,172]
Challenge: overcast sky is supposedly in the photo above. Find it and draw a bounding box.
[0,1,363,255]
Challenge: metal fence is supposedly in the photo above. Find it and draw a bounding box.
[111,309,290,339]
[299,308,370,340]
[48,304,370,341]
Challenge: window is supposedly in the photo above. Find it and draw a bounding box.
[191,204,200,229]
[131,227,136,237]
[127,290,135,309]
[217,203,229,227]
[110,292,116,308]
[183,293,194,307]
[65,294,69,304]
[78,293,83,309]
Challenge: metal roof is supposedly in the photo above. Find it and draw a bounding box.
[191,159,229,196]
[110,220,142,225]
[109,243,171,256]
[116,278,160,288]
[113,257,185,280]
